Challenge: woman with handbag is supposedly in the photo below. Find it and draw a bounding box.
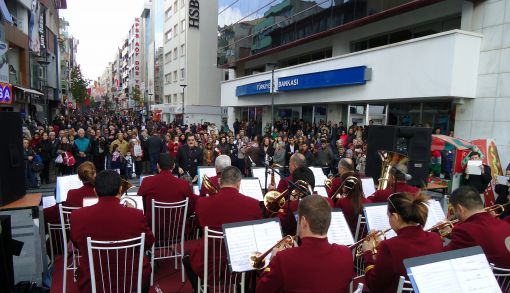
[57,136,76,175]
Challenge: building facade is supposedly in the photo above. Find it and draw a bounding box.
[156,0,222,124]
[219,0,510,165]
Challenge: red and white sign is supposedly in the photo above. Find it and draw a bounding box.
[134,18,141,88]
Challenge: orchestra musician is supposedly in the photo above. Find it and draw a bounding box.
[442,186,510,268]
[256,195,354,293]
[326,158,354,198]
[66,161,97,207]
[362,192,443,293]
[366,165,419,203]
[70,170,155,293]
[277,167,334,235]
[138,153,197,224]
[332,172,369,234]
[272,153,307,192]
[183,166,263,293]
[199,155,230,196]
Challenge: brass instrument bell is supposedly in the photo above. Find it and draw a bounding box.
[202,175,219,195]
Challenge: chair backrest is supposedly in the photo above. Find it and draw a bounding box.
[396,276,414,293]
[491,265,510,292]
[203,227,244,293]
[86,233,146,293]
[47,222,65,262]
[151,198,188,256]
[59,205,81,255]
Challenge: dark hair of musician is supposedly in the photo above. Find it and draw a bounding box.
[77,161,96,184]
[220,166,242,186]
[158,153,175,170]
[293,166,315,191]
[298,195,331,235]
[94,170,121,197]
[449,186,484,210]
[387,192,429,226]
[341,172,364,215]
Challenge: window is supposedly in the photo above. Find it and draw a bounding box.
[165,74,171,84]
[174,0,178,11]
[173,94,178,104]
[173,70,177,82]
[181,20,186,32]
[165,7,172,19]
[181,0,185,8]
[165,29,172,42]
[180,44,185,56]
[164,52,171,63]
[174,24,178,36]
[180,68,185,80]
[165,95,171,103]
[173,48,178,59]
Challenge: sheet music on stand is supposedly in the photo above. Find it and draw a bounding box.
[361,178,376,197]
[328,209,355,245]
[251,167,280,190]
[193,185,199,196]
[197,166,217,189]
[363,203,396,239]
[56,175,83,203]
[423,199,446,231]
[309,167,327,186]
[404,246,501,293]
[223,218,283,272]
[314,186,328,198]
[240,178,264,201]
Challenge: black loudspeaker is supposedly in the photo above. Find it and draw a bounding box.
[366,125,431,187]
[0,112,25,206]
[0,215,14,292]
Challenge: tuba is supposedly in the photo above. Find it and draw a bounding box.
[377,151,408,190]
[263,180,313,214]
[202,175,219,195]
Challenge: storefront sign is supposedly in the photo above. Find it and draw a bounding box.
[189,0,199,28]
[277,66,368,91]
[0,82,13,105]
[134,18,141,87]
[236,80,271,96]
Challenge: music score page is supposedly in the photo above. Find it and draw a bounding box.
[328,211,355,245]
[364,204,396,239]
[240,179,264,201]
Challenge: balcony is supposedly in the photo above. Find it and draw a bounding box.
[221,30,482,107]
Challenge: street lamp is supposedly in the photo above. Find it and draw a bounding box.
[266,63,279,132]
[180,84,187,125]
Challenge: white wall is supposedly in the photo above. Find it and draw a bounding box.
[455,0,510,168]
[221,30,482,107]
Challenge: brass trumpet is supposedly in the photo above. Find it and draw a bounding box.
[263,180,313,214]
[249,235,297,269]
[349,228,391,257]
[202,175,219,195]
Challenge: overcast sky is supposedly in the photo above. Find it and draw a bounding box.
[60,0,146,81]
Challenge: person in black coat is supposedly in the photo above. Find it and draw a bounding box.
[38,132,53,184]
[259,136,275,165]
[176,134,203,180]
[146,129,164,174]
[463,152,492,195]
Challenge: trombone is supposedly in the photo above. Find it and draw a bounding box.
[249,235,297,269]
[202,175,219,195]
[263,180,313,214]
[349,228,391,257]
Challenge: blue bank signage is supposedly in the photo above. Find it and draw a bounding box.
[236,80,271,96]
[235,66,369,97]
[277,66,368,92]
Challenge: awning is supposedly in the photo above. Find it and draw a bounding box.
[431,134,473,151]
[13,85,44,96]
[0,0,13,24]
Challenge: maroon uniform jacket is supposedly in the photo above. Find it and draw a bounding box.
[444,212,510,268]
[278,197,334,236]
[505,215,510,224]
[367,182,419,203]
[199,174,220,197]
[137,170,197,225]
[256,237,354,293]
[326,176,342,198]
[363,226,443,293]
[334,197,369,234]
[67,183,96,207]
[189,187,263,276]
[70,197,155,293]
[276,175,293,193]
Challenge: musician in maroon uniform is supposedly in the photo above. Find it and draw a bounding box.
[362,192,443,293]
[70,170,155,293]
[199,155,230,196]
[67,161,96,207]
[257,195,354,293]
[138,153,197,224]
[183,166,263,292]
[326,158,354,197]
[332,172,369,234]
[273,153,306,192]
[367,165,419,203]
[443,186,510,268]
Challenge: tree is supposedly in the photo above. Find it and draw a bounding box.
[70,66,88,106]
[132,86,142,107]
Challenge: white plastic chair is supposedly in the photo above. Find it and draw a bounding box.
[491,264,510,292]
[59,204,81,293]
[150,198,188,285]
[197,227,245,293]
[86,233,146,293]
[353,214,367,276]
[396,275,414,293]
[349,277,364,293]
[47,222,65,263]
